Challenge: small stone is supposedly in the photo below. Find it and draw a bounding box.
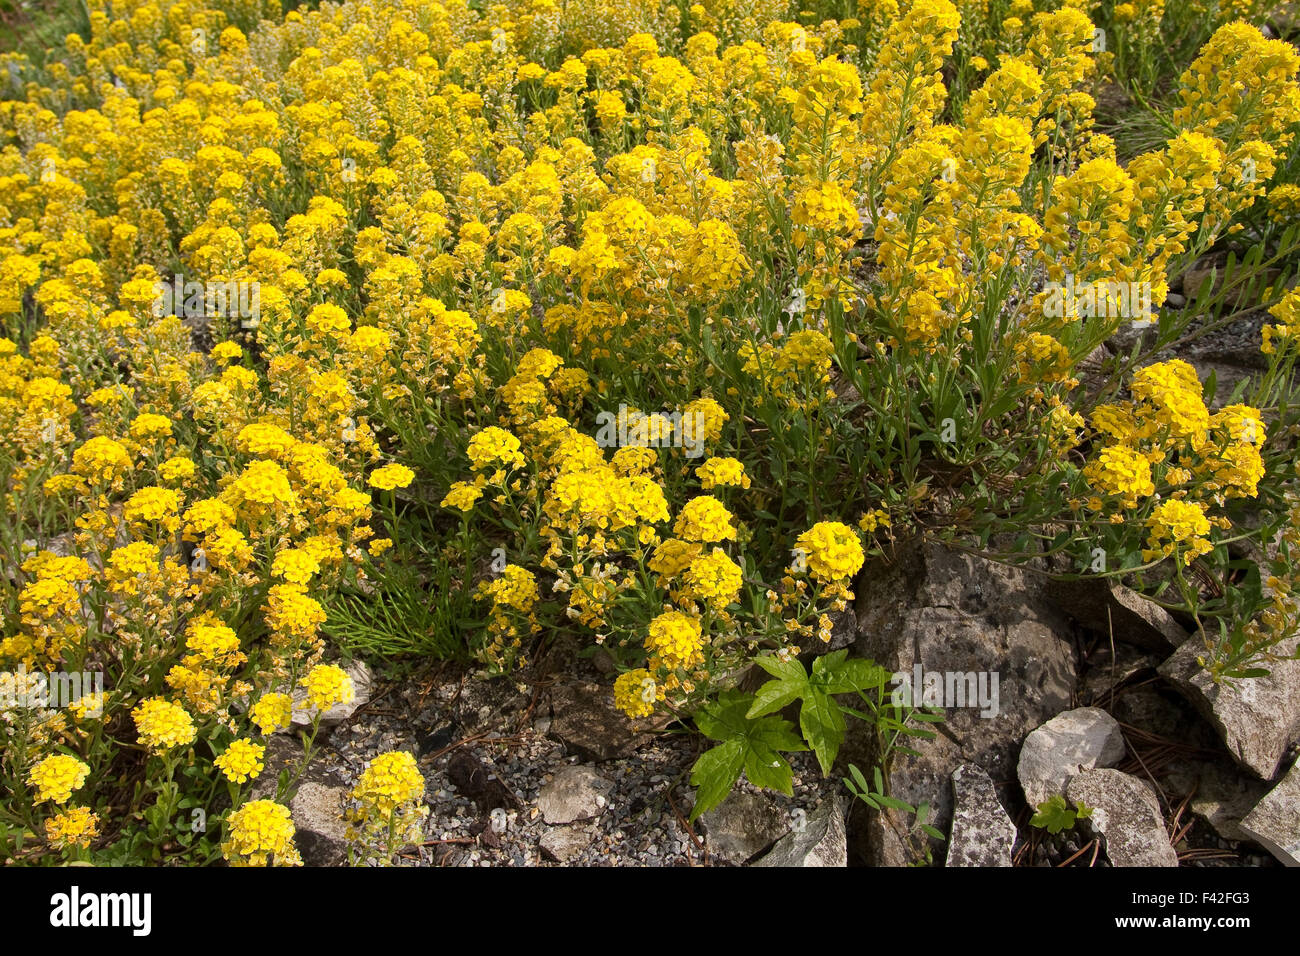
[537,765,612,825]
[1066,769,1178,867]
[1018,707,1126,808]
[947,765,1015,867]
[546,681,656,762]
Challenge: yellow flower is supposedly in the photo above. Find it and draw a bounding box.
[44,807,100,849]
[441,480,484,512]
[614,668,662,718]
[223,800,302,867]
[250,692,293,734]
[1144,499,1213,566]
[368,462,415,491]
[215,739,265,784]
[795,521,865,583]
[695,457,750,490]
[351,750,426,816]
[645,610,706,670]
[300,664,354,712]
[673,496,737,543]
[132,698,196,752]
[467,427,526,471]
[1083,445,1156,507]
[28,754,90,804]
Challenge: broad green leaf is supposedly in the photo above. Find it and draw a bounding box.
[747,676,805,718]
[689,739,745,821]
[799,689,846,776]
[744,744,794,795]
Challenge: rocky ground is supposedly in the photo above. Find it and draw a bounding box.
[273,535,1298,867]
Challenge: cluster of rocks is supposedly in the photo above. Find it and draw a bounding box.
[848,539,1299,868]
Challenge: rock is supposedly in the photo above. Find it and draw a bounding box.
[1066,769,1178,867]
[1158,636,1300,778]
[289,659,372,729]
[1162,757,1271,842]
[538,825,593,863]
[1019,708,1126,809]
[289,782,352,866]
[1047,578,1189,652]
[546,681,654,762]
[1164,292,1186,309]
[701,791,789,864]
[1238,759,1300,866]
[848,540,1078,865]
[752,799,847,867]
[946,765,1015,867]
[537,765,613,825]
[446,751,523,814]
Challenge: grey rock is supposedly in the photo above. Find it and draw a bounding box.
[946,765,1015,867]
[752,799,847,867]
[538,825,594,863]
[1018,707,1127,809]
[289,659,372,729]
[1158,636,1300,778]
[701,790,789,864]
[546,681,653,762]
[1066,769,1178,867]
[1239,759,1300,866]
[1047,578,1189,651]
[290,782,351,866]
[537,765,612,824]
[849,540,1078,865]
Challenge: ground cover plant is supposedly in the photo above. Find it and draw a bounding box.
[1,0,1298,865]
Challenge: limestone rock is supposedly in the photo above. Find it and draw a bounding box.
[1066,769,1178,867]
[946,765,1015,867]
[537,765,612,825]
[701,790,789,865]
[849,540,1078,865]
[1018,707,1127,809]
[752,799,847,867]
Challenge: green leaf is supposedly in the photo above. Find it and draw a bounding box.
[747,676,805,718]
[799,688,846,776]
[689,739,745,821]
[746,655,810,718]
[689,691,807,817]
[820,658,889,694]
[1029,794,1078,834]
[743,743,795,795]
